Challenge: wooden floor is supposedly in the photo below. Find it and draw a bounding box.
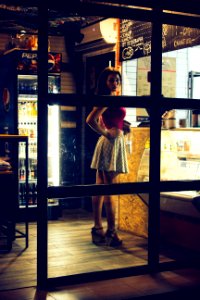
[0,267,200,300]
[0,208,197,293]
[0,208,146,290]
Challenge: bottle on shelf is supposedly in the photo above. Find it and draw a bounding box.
[19,159,26,181]
[32,183,37,205]
[19,183,24,206]
[30,165,35,179]
[28,183,33,205]
[19,183,26,206]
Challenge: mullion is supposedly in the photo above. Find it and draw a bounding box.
[37,2,49,289]
[148,8,163,271]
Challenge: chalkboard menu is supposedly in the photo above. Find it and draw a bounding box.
[120,20,152,61]
[120,20,200,61]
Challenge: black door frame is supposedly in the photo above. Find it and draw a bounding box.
[37,1,200,289]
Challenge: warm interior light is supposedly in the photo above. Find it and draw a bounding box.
[48,105,60,186]
[100,18,118,44]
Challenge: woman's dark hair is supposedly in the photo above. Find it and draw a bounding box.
[95,67,122,95]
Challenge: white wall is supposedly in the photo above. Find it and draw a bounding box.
[122,45,200,127]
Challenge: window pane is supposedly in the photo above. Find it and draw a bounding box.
[159,190,200,264]
[162,24,200,99]
[161,117,200,181]
[121,18,152,108]
[48,194,149,278]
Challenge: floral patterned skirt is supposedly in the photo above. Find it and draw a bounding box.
[90,135,129,173]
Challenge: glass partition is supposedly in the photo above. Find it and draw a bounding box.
[162,24,200,100]
[47,194,149,278]
[54,104,151,187]
[159,189,200,264]
[159,117,200,262]
[161,118,200,181]
[47,103,151,278]
[134,118,200,182]
[45,14,200,283]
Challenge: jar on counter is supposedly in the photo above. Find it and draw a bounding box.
[162,110,176,129]
[192,110,200,127]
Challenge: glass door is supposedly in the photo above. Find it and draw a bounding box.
[18,74,61,220]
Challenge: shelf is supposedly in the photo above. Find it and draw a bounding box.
[0,134,28,142]
[19,179,37,183]
[0,170,13,175]
[20,203,59,209]
[18,95,37,100]
[20,204,36,209]
[177,154,200,160]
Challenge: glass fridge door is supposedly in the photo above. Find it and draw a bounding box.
[18,75,37,207]
[48,104,60,187]
[17,74,61,218]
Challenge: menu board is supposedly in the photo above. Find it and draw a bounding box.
[120,20,152,61]
[163,24,200,53]
[120,20,200,61]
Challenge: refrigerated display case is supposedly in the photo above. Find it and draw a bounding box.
[0,49,62,220]
[136,128,200,220]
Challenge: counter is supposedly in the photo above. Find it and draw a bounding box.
[118,127,200,250]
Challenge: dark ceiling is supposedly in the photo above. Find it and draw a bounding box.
[0,3,103,35]
[1,1,200,36]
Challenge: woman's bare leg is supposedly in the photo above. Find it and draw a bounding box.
[92,170,104,228]
[91,170,122,246]
[103,171,118,231]
[102,171,122,246]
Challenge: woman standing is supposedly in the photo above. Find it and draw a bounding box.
[86,67,129,247]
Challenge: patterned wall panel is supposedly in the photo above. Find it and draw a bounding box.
[118,128,150,238]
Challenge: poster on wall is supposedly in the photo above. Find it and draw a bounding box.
[16,51,62,73]
[136,56,176,121]
[137,56,176,97]
[120,20,200,61]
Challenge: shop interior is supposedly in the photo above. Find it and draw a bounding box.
[0,1,200,292]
